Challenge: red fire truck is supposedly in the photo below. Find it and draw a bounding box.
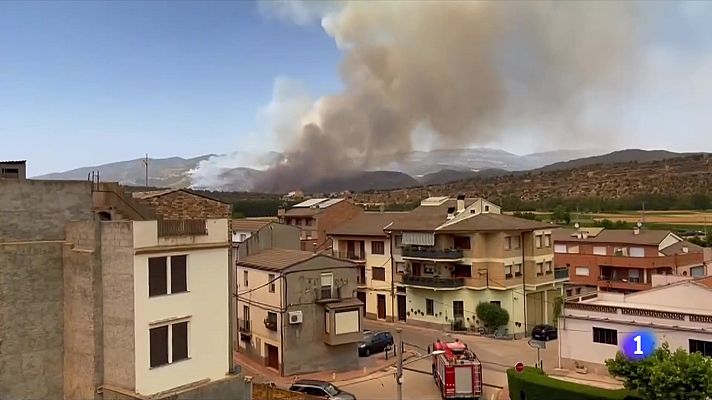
[431,339,483,399]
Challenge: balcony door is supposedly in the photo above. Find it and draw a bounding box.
[412,263,422,276]
[347,241,355,259]
[453,301,464,320]
[377,294,386,320]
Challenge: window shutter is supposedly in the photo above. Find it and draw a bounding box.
[171,255,187,293]
[150,325,169,367]
[172,322,189,362]
[149,257,168,297]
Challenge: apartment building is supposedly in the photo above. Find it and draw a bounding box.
[386,196,568,336]
[560,276,712,374]
[554,227,709,295]
[328,212,406,321]
[0,175,242,400]
[236,249,363,376]
[278,198,362,251]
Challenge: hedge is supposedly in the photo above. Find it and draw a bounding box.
[506,367,643,400]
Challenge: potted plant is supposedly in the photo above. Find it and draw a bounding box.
[574,361,588,374]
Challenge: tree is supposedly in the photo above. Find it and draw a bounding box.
[476,302,509,332]
[551,205,571,225]
[606,342,712,400]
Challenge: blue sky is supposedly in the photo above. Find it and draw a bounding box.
[2,1,712,176]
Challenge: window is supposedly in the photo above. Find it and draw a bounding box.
[454,236,471,250]
[454,264,471,278]
[149,255,187,297]
[325,311,330,334]
[593,246,607,255]
[628,269,640,283]
[239,233,247,242]
[535,235,542,249]
[306,219,313,226]
[689,339,712,357]
[321,273,333,299]
[266,312,278,331]
[544,261,552,274]
[575,288,582,295]
[484,205,490,212]
[629,247,645,258]
[372,267,386,281]
[424,265,434,274]
[575,267,590,276]
[395,235,402,247]
[150,321,189,368]
[514,263,522,277]
[490,301,501,307]
[566,289,572,297]
[512,236,521,249]
[544,234,551,247]
[505,265,513,279]
[371,241,385,255]
[568,245,580,254]
[426,299,434,316]
[396,262,406,274]
[243,270,249,287]
[593,327,618,345]
[268,274,276,293]
[504,236,511,250]
[536,262,544,276]
[554,244,567,253]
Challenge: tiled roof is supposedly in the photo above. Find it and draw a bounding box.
[231,219,273,233]
[553,228,672,246]
[328,212,407,237]
[132,188,229,204]
[660,240,704,255]
[437,213,554,232]
[0,160,26,164]
[282,208,322,217]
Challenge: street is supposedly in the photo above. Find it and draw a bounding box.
[341,320,560,399]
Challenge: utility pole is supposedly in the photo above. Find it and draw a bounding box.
[143,153,149,188]
[396,327,403,400]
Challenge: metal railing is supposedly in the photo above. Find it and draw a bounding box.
[402,247,463,260]
[554,268,569,280]
[332,251,366,261]
[401,275,465,288]
[316,286,341,302]
[158,219,207,237]
[238,319,251,333]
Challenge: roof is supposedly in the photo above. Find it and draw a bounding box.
[281,207,322,217]
[660,240,704,255]
[696,276,712,288]
[325,298,364,310]
[293,198,328,207]
[0,160,26,164]
[237,248,354,272]
[437,213,554,232]
[292,198,345,208]
[231,219,273,233]
[132,188,229,204]
[328,212,406,237]
[553,228,672,246]
[387,199,478,231]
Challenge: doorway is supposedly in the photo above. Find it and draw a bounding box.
[453,301,464,320]
[356,291,367,316]
[397,295,407,322]
[266,344,279,370]
[377,294,386,320]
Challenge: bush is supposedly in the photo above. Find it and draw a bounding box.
[507,367,643,400]
[476,302,509,332]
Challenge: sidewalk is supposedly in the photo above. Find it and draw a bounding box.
[234,349,416,388]
[547,368,624,390]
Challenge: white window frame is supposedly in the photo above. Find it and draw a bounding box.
[629,247,645,258]
[544,234,551,247]
[554,244,567,253]
[535,235,543,249]
[544,261,552,273]
[504,236,512,250]
[575,267,590,276]
[593,246,607,256]
[536,262,543,275]
[514,263,522,276]
[504,265,512,278]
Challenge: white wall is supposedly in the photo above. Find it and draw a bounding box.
[235,266,283,363]
[134,219,229,249]
[232,230,252,243]
[133,244,229,395]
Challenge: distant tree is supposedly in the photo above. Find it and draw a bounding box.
[690,193,711,210]
[606,342,712,400]
[476,302,509,332]
[513,211,539,221]
[551,205,571,224]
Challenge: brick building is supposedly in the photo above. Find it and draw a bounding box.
[277,198,362,251]
[132,188,231,219]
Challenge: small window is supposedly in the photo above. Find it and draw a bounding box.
[484,205,490,212]
[149,325,169,367]
[513,236,521,249]
[306,219,313,226]
[268,274,276,293]
[575,267,590,276]
[566,289,573,297]
[454,236,471,250]
[490,301,501,307]
[396,262,406,274]
[170,255,187,294]
[239,233,247,242]
[593,246,607,256]
[544,261,552,274]
[554,243,567,253]
[244,270,249,287]
[372,267,386,281]
[150,321,190,368]
[504,236,511,250]
[535,235,542,249]
[371,241,385,255]
[426,299,434,316]
[321,273,333,299]
[505,265,513,279]
[544,234,551,247]
[149,257,168,296]
[593,327,618,345]
[172,321,189,362]
[514,263,522,277]
[395,235,402,247]
[536,262,543,276]
[689,339,712,357]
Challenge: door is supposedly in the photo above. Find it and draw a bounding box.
[397,295,407,322]
[412,263,421,276]
[453,301,464,320]
[377,294,386,320]
[347,241,355,259]
[356,291,367,316]
[266,344,279,370]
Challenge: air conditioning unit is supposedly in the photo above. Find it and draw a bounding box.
[288,311,303,325]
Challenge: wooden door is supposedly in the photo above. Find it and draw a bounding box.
[397,295,407,321]
[377,294,386,320]
[453,301,464,319]
[356,291,367,315]
[266,344,279,370]
[412,263,421,276]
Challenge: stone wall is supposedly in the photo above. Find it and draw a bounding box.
[101,375,249,400]
[0,242,65,400]
[136,190,230,220]
[0,179,93,241]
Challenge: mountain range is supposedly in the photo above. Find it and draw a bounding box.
[34,148,695,193]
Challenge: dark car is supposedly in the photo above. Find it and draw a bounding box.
[358,331,394,357]
[289,379,357,400]
[532,324,558,341]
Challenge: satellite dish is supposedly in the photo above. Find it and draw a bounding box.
[637,222,642,228]
[574,223,580,229]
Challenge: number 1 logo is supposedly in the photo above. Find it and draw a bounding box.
[622,331,656,360]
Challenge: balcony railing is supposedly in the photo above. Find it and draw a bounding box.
[238,319,251,333]
[554,268,569,280]
[158,219,207,237]
[332,251,366,262]
[401,275,465,288]
[316,286,342,302]
[402,247,464,260]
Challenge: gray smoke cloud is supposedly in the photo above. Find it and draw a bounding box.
[251,1,643,193]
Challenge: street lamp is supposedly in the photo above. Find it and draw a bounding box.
[395,327,445,400]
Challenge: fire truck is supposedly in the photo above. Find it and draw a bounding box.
[431,339,483,399]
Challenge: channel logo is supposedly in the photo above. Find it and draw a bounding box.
[621,330,657,360]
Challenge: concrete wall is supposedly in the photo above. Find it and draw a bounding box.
[0,242,65,400]
[101,222,136,391]
[63,221,104,400]
[236,224,301,261]
[133,219,229,249]
[102,375,249,400]
[0,179,93,241]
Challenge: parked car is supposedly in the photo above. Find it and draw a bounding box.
[531,324,558,341]
[358,331,394,357]
[289,380,356,400]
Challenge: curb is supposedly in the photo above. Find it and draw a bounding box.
[334,351,418,386]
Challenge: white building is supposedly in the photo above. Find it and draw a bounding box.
[560,276,712,374]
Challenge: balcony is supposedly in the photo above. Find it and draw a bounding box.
[158,219,207,237]
[596,277,651,292]
[238,319,251,333]
[332,251,366,262]
[401,274,465,288]
[554,268,569,280]
[264,318,278,331]
[402,246,464,261]
[315,286,342,303]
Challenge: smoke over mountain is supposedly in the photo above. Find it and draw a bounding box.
[248,1,642,192]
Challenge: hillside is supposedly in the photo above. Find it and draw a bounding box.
[353,154,712,206]
[536,149,695,172]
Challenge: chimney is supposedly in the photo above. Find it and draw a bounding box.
[447,207,456,220]
[682,246,689,253]
[633,227,640,235]
[456,194,465,213]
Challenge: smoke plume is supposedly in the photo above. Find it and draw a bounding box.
[250,1,642,193]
